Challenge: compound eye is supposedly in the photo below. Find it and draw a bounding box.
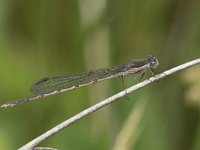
[151,61,156,66]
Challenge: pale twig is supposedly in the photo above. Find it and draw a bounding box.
[33,147,58,150]
[15,58,200,149]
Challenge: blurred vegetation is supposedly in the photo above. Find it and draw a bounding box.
[0,0,200,150]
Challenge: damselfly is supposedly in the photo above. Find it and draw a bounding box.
[1,54,158,108]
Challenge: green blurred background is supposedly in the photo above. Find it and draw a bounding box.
[0,0,200,149]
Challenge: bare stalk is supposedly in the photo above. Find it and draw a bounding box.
[15,58,200,149]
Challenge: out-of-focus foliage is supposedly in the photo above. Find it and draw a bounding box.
[0,0,200,149]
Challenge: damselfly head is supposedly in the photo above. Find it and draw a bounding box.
[147,54,159,68]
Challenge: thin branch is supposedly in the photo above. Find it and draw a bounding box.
[16,58,200,149]
[33,147,58,150]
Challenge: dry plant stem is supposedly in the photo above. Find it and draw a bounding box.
[17,58,200,150]
[33,147,58,150]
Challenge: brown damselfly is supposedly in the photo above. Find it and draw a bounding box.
[1,54,158,108]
